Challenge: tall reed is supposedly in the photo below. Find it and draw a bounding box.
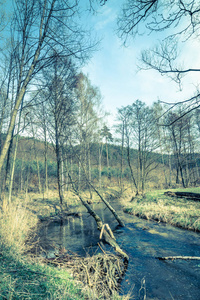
[0,199,37,255]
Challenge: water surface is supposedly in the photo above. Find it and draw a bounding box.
[39,201,200,299]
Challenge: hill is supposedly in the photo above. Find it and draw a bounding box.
[2,134,200,194]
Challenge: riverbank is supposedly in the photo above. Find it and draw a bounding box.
[1,186,199,298]
[0,194,129,300]
[0,198,86,299]
[122,187,200,231]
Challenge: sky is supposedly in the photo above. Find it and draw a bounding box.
[81,0,200,127]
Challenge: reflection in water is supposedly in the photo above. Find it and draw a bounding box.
[148,228,168,237]
[39,202,200,299]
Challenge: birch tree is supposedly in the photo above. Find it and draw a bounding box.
[74,73,102,195]
[0,0,94,176]
[36,55,76,206]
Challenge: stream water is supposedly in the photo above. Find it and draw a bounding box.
[39,201,200,300]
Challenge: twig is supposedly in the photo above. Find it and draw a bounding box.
[98,242,106,255]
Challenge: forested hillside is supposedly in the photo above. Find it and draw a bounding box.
[2,129,199,197]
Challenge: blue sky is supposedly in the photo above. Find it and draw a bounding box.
[82,0,200,125]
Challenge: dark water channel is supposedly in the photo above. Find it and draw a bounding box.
[39,201,200,300]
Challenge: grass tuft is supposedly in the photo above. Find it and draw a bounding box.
[0,199,38,255]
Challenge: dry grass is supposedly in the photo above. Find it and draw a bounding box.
[123,188,200,231]
[44,248,130,300]
[0,199,38,255]
[17,189,104,220]
[0,192,131,300]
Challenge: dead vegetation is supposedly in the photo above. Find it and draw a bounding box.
[43,246,128,299]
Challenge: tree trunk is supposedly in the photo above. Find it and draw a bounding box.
[88,143,92,199]
[32,123,42,194]
[88,181,125,227]
[0,0,56,174]
[68,173,128,262]
[120,121,124,191]
[55,133,64,206]
[126,130,138,194]
[99,144,102,189]
[164,191,200,201]
[20,157,24,192]
[44,137,48,196]
[168,153,172,187]
[8,134,19,203]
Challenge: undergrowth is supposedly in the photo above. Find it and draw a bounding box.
[0,197,131,300]
[0,199,85,299]
[0,253,85,300]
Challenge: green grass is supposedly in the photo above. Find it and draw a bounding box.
[0,253,85,300]
[0,194,130,300]
[0,199,86,300]
[123,187,200,231]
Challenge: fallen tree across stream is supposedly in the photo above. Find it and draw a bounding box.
[68,173,129,262]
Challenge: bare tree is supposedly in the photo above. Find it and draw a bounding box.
[166,107,199,187]
[117,105,138,194]
[73,73,102,196]
[117,0,200,115]
[117,100,159,194]
[36,55,76,206]
[100,124,113,173]
[0,0,94,175]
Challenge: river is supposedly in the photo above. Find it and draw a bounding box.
[39,200,200,299]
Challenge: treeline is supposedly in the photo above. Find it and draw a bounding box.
[1,95,199,201]
[115,100,200,194]
[1,63,200,203]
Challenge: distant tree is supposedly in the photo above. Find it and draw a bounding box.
[117,105,138,193]
[152,102,170,187]
[101,124,113,169]
[73,73,102,196]
[166,108,199,187]
[195,109,200,135]
[131,100,159,192]
[38,55,76,206]
[34,98,49,195]
[117,100,159,194]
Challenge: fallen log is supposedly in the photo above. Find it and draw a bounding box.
[68,173,129,262]
[66,146,125,227]
[156,256,200,261]
[88,182,125,227]
[164,191,200,201]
